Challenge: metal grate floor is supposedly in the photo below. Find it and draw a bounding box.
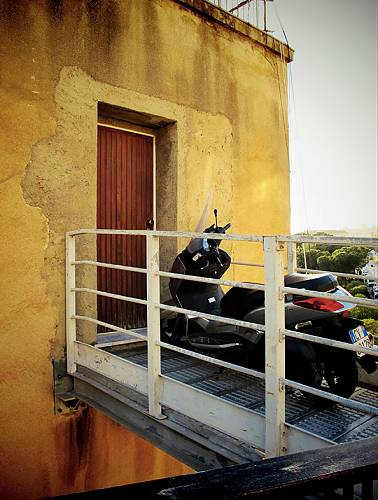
[112,344,378,444]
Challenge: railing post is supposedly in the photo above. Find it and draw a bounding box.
[287,241,297,275]
[146,234,164,418]
[66,234,77,374]
[264,236,286,458]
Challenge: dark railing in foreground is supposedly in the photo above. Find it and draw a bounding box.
[54,437,377,499]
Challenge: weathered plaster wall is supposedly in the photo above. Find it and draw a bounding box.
[0,0,290,497]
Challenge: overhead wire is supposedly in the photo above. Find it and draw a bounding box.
[211,0,310,243]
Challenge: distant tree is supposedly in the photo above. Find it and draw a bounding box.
[296,246,331,269]
[297,247,305,268]
[330,247,369,274]
[317,254,333,271]
[296,244,370,274]
[311,232,333,236]
[307,233,342,255]
[304,249,323,268]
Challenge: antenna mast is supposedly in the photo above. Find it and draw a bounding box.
[263,0,267,31]
[228,0,274,32]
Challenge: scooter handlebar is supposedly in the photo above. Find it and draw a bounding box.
[204,223,231,234]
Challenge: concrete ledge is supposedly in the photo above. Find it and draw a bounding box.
[173,0,294,62]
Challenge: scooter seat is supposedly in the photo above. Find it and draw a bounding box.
[221,288,264,319]
[284,272,338,292]
[221,273,337,320]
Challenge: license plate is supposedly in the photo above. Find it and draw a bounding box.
[348,325,373,350]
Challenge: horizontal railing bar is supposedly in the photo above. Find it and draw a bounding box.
[281,286,378,308]
[72,262,368,282]
[282,328,378,357]
[280,235,378,247]
[67,229,263,242]
[96,328,147,337]
[284,378,378,416]
[73,288,147,306]
[296,268,367,280]
[158,303,265,331]
[95,339,144,348]
[73,315,147,341]
[231,261,264,268]
[159,341,265,380]
[157,271,265,291]
[232,261,288,271]
[73,260,147,274]
[68,229,378,247]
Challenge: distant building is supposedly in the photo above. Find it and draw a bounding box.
[360,251,378,298]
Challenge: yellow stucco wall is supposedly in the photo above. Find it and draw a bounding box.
[0,0,291,497]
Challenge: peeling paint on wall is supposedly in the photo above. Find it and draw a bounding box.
[0,0,290,496]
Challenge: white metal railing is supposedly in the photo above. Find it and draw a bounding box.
[66,230,378,458]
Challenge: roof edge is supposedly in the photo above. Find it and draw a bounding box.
[172,0,294,62]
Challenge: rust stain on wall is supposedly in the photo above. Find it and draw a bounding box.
[55,408,93,488]
[52,408,192,495]
[0,0,290,496]
[48,0,64,20]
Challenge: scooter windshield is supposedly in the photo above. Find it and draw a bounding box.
[187,237,210,254]
[188,191,213,254]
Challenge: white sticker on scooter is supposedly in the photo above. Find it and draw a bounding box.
[208,297,216,303]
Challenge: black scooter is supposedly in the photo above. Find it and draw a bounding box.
[161,210,377,397]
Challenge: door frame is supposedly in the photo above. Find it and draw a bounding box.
[97,121,157,230]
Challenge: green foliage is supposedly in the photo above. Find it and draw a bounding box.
[349,285,369,297]
[295,242,377,322]
[329,246,370,274]
[363,319,378,341]
[317,254,333,271]
[297,244,370,274]
[345,280,365,291]
[352,305,378,321]
[296,247,332,270]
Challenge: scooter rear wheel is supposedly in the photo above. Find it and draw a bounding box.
[286,339,323,392]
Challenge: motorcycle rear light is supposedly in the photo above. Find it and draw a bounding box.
[293,297,345,312]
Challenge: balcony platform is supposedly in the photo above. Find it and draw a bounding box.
[70,335,378,470]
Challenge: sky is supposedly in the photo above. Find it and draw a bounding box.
[267,0,378,234]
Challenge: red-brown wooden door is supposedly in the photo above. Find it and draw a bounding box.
[97,125,154,330]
